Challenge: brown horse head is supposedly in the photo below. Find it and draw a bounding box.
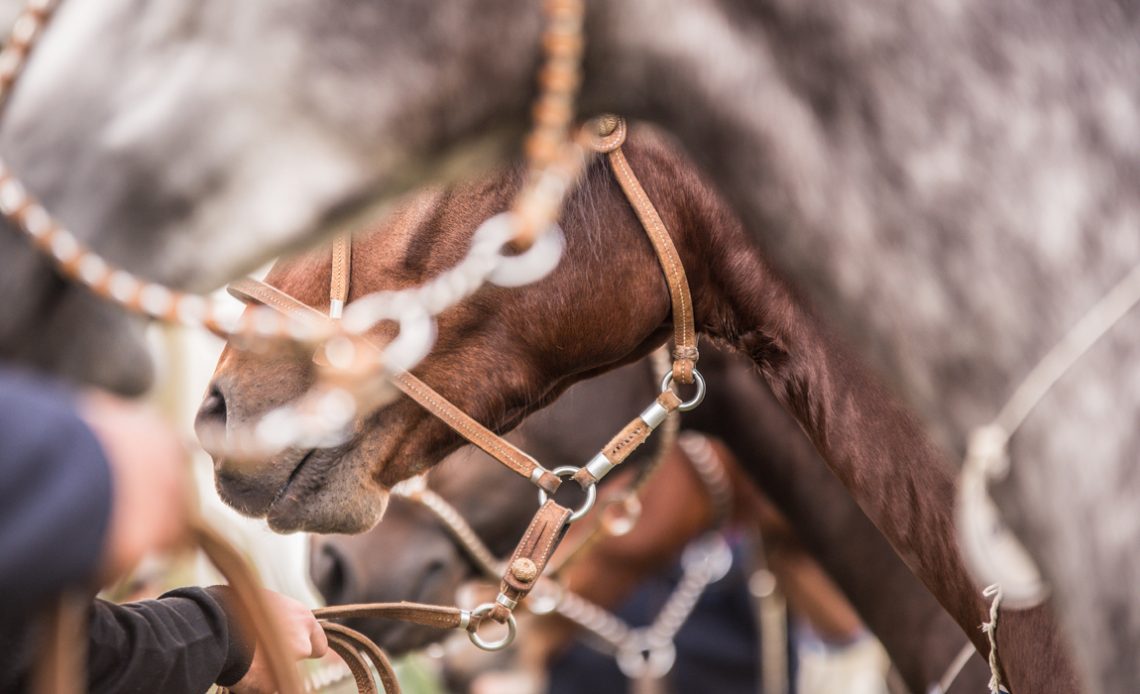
[197,125,756,533]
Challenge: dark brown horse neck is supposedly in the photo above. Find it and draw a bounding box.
[687,350,989,692]
[604,129,1075,690]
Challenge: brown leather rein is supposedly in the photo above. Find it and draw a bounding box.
[223,118,706,693]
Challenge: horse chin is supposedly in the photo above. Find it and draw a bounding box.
[214,444,391,534]
[267,485,390,535]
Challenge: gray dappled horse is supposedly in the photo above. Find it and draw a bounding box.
[0,2,1137,690]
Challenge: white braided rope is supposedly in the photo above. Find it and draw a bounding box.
[642,533,732,647]
[403,485,503,580]
[980,584,1007,694]
[956,262,1140,678]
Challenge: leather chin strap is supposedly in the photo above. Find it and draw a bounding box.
[227,115,697,494]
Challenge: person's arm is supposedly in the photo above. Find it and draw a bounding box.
[87,586,253,694]
[0,368,113,618]
[88,586,328,694]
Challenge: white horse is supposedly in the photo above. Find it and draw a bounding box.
[1,1,1138,690]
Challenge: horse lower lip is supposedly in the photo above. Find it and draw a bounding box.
[270,449,317,509]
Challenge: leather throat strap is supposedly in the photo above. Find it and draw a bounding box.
[589,116,699,383]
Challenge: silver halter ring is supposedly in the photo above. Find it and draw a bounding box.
[537,465,598,522]
[660,368,706,411]
[466,603,518,651]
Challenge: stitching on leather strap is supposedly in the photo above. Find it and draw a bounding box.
[602,419,651,463]
[330,234,352,306]
[392,372,561,493]
[314,602,464,629]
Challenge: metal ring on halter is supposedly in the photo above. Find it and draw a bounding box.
[537,465,598,522]
[473,212,567,288]
[659,368,706,411]
[466,603,518,651]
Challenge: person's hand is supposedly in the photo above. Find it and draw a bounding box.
[229,590,329,694]
[79,391,189,584]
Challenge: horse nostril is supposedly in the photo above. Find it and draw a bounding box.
[311,542,353,605]
[197,383,228,426]
[412,556,455,604]
[423,558,448,584]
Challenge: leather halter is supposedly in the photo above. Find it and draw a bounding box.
[226,117,706,661]
[228,117,701,497]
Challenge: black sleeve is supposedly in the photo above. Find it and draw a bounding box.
[0,366,112,622]
[87,586,255,694]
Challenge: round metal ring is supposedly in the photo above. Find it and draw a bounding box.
[659,368,706,411]
[466,603,518,652]
[536,465,598,522]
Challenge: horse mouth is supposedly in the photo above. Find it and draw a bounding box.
[271,449,317,503]
[266,446,345,526]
